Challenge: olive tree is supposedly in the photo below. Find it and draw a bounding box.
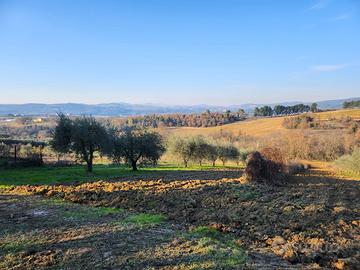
[51,114,110,172]
[50,113,72,154]
[111,126,165,171]
[237,149,251,166]
[192,136,209,166]
[168,136,196,167]
[217,144,239,166]
[204,142,218,167]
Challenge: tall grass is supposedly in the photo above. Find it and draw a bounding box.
[335,148,360,177]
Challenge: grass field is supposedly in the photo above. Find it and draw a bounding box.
[315,108,360,120]
[0,163,241,187]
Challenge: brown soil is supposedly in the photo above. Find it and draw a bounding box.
[2,165,360,269]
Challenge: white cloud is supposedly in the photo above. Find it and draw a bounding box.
[309,0,328,10]
[311,64,349,72]
[290,63,351,79]
[332,13,351,21]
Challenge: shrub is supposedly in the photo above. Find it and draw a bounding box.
[244,151,283,184]
[348,122,359,134]
[269,131,347,162]
[260,147,284,164]
[282,115,317,129]
[307,134,345,161]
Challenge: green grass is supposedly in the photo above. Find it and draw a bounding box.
[335,148,360,178]
[185,225,247,268]
[234,189,259,201]
[125,213,166,226]
[0,232,45,254]
[0,163,241,187]
[191,226,221,239]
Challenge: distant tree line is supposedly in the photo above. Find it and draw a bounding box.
[112,109,246,128]
[343,100,360,109]
[0,125,51,140]
[254,103,314,117]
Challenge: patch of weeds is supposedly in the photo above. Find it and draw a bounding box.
[0,233,43,254]
[63,206,123,220]
[125,213,166,227]
[216,248,247,268]
[191,226,221,239]
[233,188,259,201]
[185,225,247,269]
[0,184,12,190]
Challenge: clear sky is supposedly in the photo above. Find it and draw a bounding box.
[0,0,359,105]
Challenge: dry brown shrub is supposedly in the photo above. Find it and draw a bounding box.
[267,131,347,161]
[244,151,283,184]
[344,131,360,153]
[260,147,284,164]
[282,115,317,129]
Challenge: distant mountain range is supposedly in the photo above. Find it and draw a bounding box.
[0,97,359,116]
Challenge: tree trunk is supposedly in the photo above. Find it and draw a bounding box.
[199,160,202,166]
[39,147,44,165]
[86,160,93,172]
[86,151,93,173]
[131,159,138,171]
[212,161,215,167]
[184,159,188,168]
[14,145,17,163]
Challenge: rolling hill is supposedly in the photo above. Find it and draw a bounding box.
[0,97,358,116]
[161,109,360,138]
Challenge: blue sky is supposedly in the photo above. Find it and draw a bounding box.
[0,0,359,105]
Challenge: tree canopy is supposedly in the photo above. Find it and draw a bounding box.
[51,114,110,172]
[343,100,360,109]
[255,104,310,117]
[110,126,165,171]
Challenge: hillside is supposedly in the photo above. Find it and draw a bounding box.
[161,109,360,138]
[0,98,358,116]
